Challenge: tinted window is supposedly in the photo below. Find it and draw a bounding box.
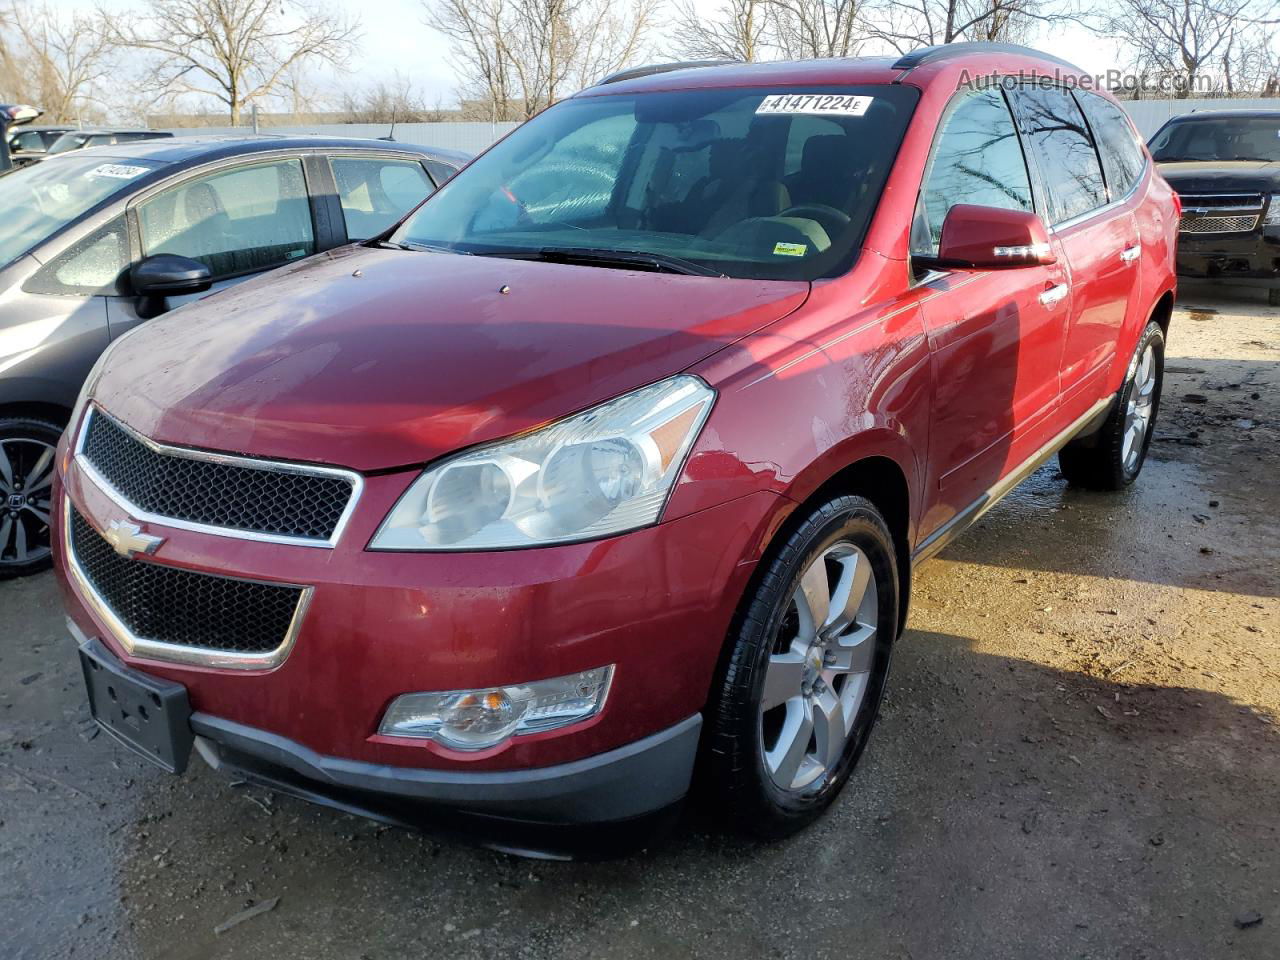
[10,130,48,153]
[1076,92,1145,197]
[26,217,129,296]
[424,158,458,185]
[139,159,315,279]
[912,87,1033,257]
[1013,86,1107,224]
[1149,115,1280,163]
[395,85,921,281]
[330,156,435,240]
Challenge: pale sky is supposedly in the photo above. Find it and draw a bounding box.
[46,0,1128,111]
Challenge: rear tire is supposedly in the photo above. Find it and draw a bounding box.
[701,495,899,839]
[1058,321,1164,491]
[0,417,62,579]
[1268,288,1280,307]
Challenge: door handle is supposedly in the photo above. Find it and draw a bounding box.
[1038,283,1068,307]
[1120,244,1141,263]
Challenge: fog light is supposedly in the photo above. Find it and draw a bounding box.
[378,666,614,751]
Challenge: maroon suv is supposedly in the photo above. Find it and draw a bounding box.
[53,43,1177,854]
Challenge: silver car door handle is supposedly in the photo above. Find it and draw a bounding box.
[1120,244,1141,263]
[1039,283,1068,307]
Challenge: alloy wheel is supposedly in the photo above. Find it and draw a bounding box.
[0,436,56,568]
[1123,342,1157,474]
[759,541,878,792]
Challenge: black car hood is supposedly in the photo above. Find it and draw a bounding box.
[1157,160,1280,195]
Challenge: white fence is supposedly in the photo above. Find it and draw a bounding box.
[169,121,521,156]
[155,99,1279,153]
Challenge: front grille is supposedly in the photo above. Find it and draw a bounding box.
[1178,192,1265,209]
[81,408,355,542]
[70,507,304,655]
[1180,213,1259,234]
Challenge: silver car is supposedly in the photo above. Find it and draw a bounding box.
[0,135,467,577]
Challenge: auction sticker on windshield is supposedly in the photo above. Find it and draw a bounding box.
[87,164,150,180]
[756,94,873,116]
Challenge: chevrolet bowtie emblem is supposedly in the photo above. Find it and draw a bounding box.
[102,519,165,559]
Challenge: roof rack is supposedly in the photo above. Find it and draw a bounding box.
[597,60,738,86]
[891,42,1084,77]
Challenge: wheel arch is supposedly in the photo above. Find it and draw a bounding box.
[0,400,72,429]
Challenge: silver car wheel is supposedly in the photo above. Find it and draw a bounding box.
[1122,342,1157,473]
[759,541,878,792]
[0,437,57,567]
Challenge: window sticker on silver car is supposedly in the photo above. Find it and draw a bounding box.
[756,94,873,116]
[86,164,150,180]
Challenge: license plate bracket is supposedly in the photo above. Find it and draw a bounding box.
[79,636,194,774]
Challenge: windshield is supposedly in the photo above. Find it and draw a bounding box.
[392,85,919,280]
[1150,116,1280,163]
[48,133,110,154]
[0,155,161,268]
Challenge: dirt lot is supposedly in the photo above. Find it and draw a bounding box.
[2,287,1277,960]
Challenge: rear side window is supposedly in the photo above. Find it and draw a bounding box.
[138,158,315,279]
[1013,85,1107,224]
[1075,91,1146,198]
[912,87,1033,257]
[330,156,435,240]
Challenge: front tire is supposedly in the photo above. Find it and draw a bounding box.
[1058,321,1164,491]
[0,418,62,579]
[702,495,899,839]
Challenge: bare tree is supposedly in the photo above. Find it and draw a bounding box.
[866,0,1069,52]
[102,0,360,124]
[1099,0,1280,98]
[669,0,769,61]
[342,72,451,123]
[427,0,657,121]
[768,0,865,58]
[9,3,114,121]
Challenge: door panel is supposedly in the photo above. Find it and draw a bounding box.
[1053,211,1138,411]
[910,85,1069,532]
[920,261,1069,527]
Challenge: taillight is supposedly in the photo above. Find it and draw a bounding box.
[1171,192,1183,218]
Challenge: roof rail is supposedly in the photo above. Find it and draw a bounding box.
[890,42,1084,77]
[597,60,738,86]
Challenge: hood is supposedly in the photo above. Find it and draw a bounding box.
[92,245,809,471]
[1156,160,1280,195]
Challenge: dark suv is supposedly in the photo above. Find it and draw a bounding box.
[1149,109,1280,302]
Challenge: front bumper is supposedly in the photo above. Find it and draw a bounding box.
[54,434,786,821]
[1176,228,1280,283]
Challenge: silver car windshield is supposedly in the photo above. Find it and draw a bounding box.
[0,155,161,268]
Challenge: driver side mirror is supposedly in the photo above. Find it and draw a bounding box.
[130,254,213,319]
[934,204,1056,269]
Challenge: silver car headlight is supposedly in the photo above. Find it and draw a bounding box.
[369,375,715,550]
[1266,195,1280,226]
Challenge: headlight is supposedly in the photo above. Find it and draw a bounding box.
[378,666,614,751]
[1266,196,1280,226]
[370,375,714,550]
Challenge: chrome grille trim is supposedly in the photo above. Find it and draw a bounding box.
[75,405,363,549]
[63,498,313,670]
[1179,212,1260,234]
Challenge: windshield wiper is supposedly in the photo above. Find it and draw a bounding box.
[473,246,725,277]
[370,239,469,255]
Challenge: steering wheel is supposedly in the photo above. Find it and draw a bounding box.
[778,204,851,243]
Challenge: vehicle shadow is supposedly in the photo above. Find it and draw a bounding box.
[92,630,1278,960]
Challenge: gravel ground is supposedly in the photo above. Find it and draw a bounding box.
[1,288,1277,960]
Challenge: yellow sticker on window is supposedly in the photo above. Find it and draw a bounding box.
[773,241,807,257]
